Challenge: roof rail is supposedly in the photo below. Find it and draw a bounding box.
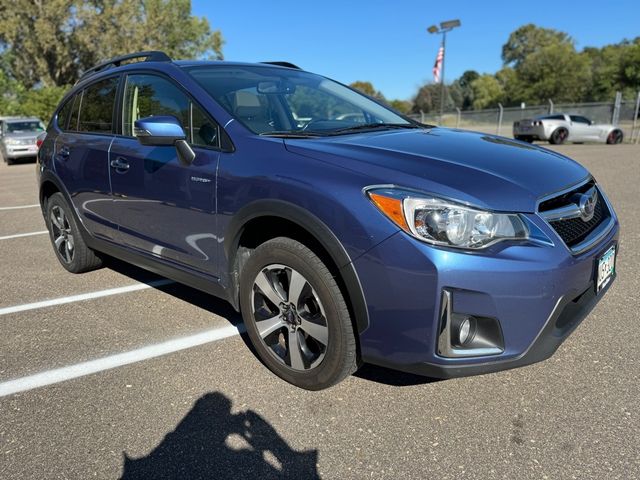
[77,51,172,83]
[260,61,301,70]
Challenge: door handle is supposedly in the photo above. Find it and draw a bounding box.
[110,157,130,172]
[56,145,70,161]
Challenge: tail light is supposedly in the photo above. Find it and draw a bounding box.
[533,121,542,126]
[36,132,46,149]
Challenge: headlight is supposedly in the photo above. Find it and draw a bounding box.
[4,138,20,145]
[367,188,528,249]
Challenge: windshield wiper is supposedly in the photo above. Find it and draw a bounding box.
[259,130,325,138]
[328,123,422,135]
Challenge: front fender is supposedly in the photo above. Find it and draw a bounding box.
[224,199,371,333]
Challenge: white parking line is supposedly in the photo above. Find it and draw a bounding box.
[0,279,174,316]
[0,204,40,211]
[0,325,243,397]
[0,230,48,240]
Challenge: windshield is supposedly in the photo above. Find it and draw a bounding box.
[185,65,412,135]
[5,121,45,134]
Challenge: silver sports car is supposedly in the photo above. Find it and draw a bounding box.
[513,113,623,145]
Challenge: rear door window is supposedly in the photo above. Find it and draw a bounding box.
[77,77,119,134]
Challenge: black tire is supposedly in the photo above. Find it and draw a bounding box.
[239,237,358,390]
[549,128,568,145]
[606,129,623,145]
[45,192,103,273]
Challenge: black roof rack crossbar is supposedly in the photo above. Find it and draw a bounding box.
[260,61,301,70]
[78,51,172,82]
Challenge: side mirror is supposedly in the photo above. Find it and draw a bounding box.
[134,115,195,166]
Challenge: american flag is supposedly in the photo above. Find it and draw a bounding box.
[433,45,444,83]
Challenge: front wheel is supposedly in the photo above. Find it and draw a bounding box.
[606,130,623,144]
[239,237,358,390]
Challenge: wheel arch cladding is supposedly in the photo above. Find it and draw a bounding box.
[225,199,369,334]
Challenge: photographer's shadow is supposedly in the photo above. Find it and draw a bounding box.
[121,392,319,480]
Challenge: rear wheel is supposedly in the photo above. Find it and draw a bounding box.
[549,128,568,145]
[239,237,358,390]
[606,130,623,144]
[46,193,103,273]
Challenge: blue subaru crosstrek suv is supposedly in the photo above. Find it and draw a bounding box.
[37,51,619,390]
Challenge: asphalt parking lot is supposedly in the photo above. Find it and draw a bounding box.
[1,144,639,479]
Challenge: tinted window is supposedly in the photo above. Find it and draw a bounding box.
[123,74,190,137]
[191,103,219,148]
[68,94,81,131]
[78,77,119,133]
[5,121,44,133]
[570,115,591,124]
[538,114,566,121]
[57,96,75,130]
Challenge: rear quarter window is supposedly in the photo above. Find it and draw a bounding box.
[57,96,75,130]
[539,114,566,121]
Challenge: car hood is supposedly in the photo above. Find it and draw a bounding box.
[284,127,590,212]
[4,132,39,141]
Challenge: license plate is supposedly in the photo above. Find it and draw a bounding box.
[520,126,531,132]
[596,245,616,293]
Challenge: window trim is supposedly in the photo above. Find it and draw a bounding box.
[118,69,231,152]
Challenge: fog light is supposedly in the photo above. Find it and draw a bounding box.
[455,315,476,346]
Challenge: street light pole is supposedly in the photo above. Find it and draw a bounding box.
[427,19,461,126]
[439,29,447,125]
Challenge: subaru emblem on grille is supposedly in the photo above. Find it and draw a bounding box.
[578,188,598,222]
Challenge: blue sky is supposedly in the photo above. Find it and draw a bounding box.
[192,0,640,100]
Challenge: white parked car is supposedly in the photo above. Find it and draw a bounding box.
[513,113,623,145]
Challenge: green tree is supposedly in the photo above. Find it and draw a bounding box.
[502,24,572,67]
[0,0,224,88]
[453,70,479,110]
[349,81,385,100]
[387,99,412,114]
[412,83,438,113]
[502,24,591,104]
[516,42,591,103]
[471,75,504,109]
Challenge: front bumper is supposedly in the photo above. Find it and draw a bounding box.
[353,213,619,378]
[3,145,39,159]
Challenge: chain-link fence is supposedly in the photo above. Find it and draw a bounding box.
[409,92,640,143]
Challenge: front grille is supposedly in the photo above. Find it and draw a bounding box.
[549,195,605,246]
[539,180,610,249]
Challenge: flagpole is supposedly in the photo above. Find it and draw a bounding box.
[427,20,460,126]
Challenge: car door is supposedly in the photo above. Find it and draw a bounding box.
[53,77,119,241]
[569,115,592,142]
[109,72,220,275]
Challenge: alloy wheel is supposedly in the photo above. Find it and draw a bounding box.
[251,264,329,371]
[50,205,75,264]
